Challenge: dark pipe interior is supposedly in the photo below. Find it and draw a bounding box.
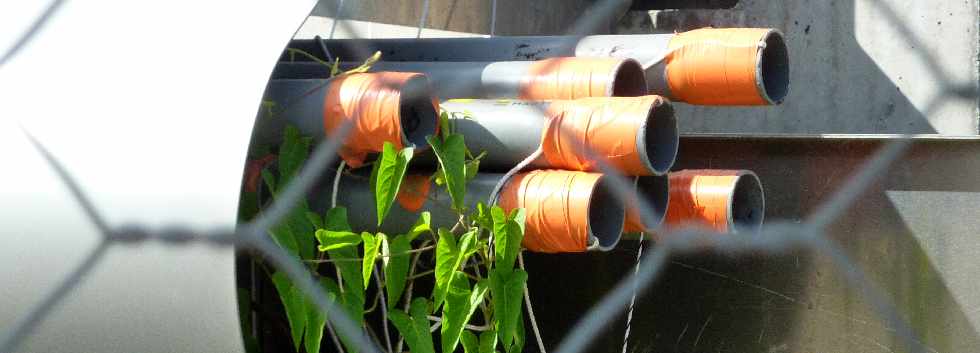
[399,76,439,148]
[759,31,790,104]
[640,100,679,175]
[588,177,626,251]
[635,174,670,229]
[730,173,765,233]
[611,58,649,97]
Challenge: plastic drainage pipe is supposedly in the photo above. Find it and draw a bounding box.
[255,72,440,168]
[439,96,678,176]
[622,174,671,233]
[323,170,625,253]
[271,58,648,100]
[291,28,790,105]
[626,170,765,238]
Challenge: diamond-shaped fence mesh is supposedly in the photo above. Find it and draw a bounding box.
[1,0,977,353]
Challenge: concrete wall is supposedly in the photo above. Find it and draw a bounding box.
[307,0,623,36]
[630,0,980,135]
[299,0,979,135]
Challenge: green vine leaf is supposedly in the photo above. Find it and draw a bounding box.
[492,206,524,275]
[384,234,412,309]
[434,228,479,310]
[315,230,362,252]
[490,269,527,349]
[322,207,365,333]
[465,159,480,181]
[439,111,453,140]
[442,276,489,353]
[374,142,414,226]
[304,277,339,353]
[480,329,499,353]
[361,232,383,288]
[278,125,310,187]
[268,224,300,259]
[306,211,324,230]
[270,272,307,352]
[460,330,479,353]
[434,228,459,310]
[510,208,527,235]
[510,316,525,353]
[475,202,494,231]
[408,211,433,240]
[389,298,436,353]
[324,207,352,232]
[427,134,467,211]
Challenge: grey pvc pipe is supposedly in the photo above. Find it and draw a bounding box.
[438,98,678,175]
[320,171,625,252]
[289,31,789,104]
[252,78,439,151]
[269,59,648,99]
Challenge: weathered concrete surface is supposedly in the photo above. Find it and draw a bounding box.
[309,0,625,36]
[636,0,980,135]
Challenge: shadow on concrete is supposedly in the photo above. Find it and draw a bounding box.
[525,137,980,352]
[650,0,959,134]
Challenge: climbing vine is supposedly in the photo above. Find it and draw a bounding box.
[239,50,527,353]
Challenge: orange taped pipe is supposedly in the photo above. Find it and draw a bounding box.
[518,57,648,100]
[497,170,625,253]
[663,170,765,235]
[395,174,432,212]
[540,95,677,176]
[440,95,677,176]
[665,28,789,105]
[323,72,440,168]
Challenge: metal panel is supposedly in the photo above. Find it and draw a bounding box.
[0,1,313,352]
[523,135,980,352]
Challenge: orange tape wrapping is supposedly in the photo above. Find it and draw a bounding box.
[395,175,432,212]
[497,170,600,253]
[540,96,666,176]
[323,72,438,168]
[666,28,770,105]
[664,170,747,233]
[519,57,635,100]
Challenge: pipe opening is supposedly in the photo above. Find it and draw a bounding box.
[637,99,678,175]
[758,30,790,105]
[587,177,626,251]
[398,75,439,148]
[611,59,649,97]
[635,175,669,229]
[730,172,765,233]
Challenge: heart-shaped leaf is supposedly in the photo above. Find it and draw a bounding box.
[374,142,414,226]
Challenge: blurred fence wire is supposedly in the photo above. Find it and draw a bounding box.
[2,0,979,352]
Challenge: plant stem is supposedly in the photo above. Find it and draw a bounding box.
[406,269,435,280]
[426,315,492,331]
[519,252,547,353]
[305,245,435,263]
[396,240,429,353]
[374,264,394,353]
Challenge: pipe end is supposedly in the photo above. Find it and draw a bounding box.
[611,58,649,97]
[398,74,440,149]
[588,176,626,251]
[634,174,669,230]
[757,30,790,105]
[637,97,679,175]
[729,172,765,234]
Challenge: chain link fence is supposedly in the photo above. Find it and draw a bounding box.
[1,0,977,352]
